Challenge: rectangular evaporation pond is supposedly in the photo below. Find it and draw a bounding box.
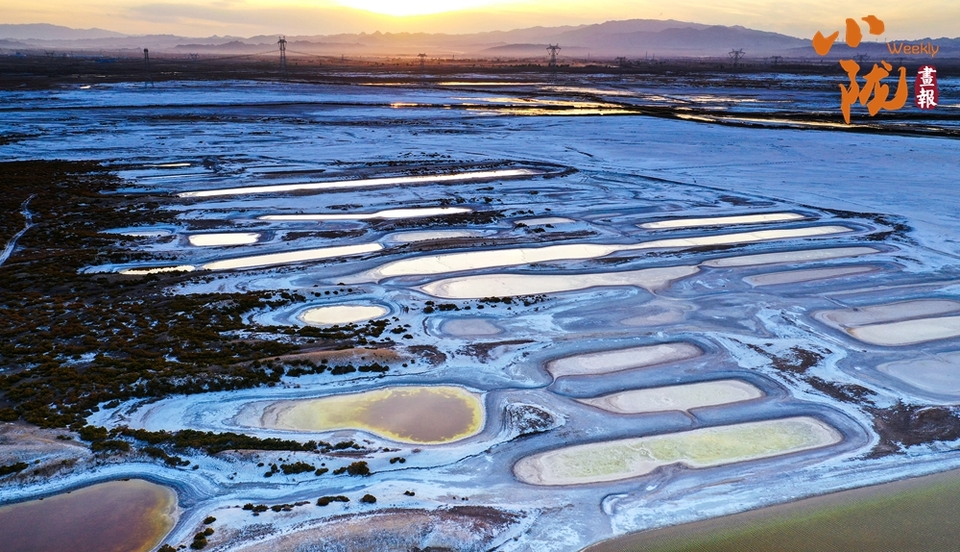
[202,243,382,271]
[583,467,960,552]
[702,246,880,268]
[188,232,260,247]
[744,266,877,287]
[878,351,960,396]
[260,207,471,221]
[386,230,487,244]
[578,379,763,414]
[367,226,852,280]
[514,416,841,486]
[547,342,703,378]
[178,169,542,198]
[419,265,699,299]
[848,316,960,346]
[640,212,806,229]
[815,299,960,329]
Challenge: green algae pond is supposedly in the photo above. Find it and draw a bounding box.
[584,468,960,552]
[0,479,177,552]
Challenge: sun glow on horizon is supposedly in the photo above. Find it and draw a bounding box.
[335,0,503,16]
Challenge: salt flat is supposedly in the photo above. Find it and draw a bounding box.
[3,75,960,552]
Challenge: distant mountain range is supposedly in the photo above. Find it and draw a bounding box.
[1,20,957,59]
[0,23,126,41]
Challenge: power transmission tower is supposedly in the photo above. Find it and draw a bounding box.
[143,48,153,86]
[728,48,744,68]
[278,36,287,72]
[854,53,869,65]
[418,53,426,70]
[615,56,628,69]
[546,44,561,68]
[770,55,782,66]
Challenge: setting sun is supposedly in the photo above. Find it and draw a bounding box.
[335,0,502,16]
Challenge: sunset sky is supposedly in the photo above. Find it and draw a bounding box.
[2,0,957,38]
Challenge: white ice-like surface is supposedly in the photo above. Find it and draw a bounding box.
[367,226,852,280]
[298,305,389,325]
[517,217,576,225]
[547,343,703,378]
[260,207,471,221]
[638,226,851,249]
[187,233,260,247]
[849,316,960,346]
[385,229,489,243]
[878,352,960,396]
[201,243,382,271]
[817,300,960,328]
[419,265,698,299]
[440,318,502,337]
[178,169,542,198]
[744,265,877,286]
[640,212,806,229]
[372,243,624,279]
[702,246,879,268]
[579,380,764,414]
[120,265,195,275]
[118,230,173,238]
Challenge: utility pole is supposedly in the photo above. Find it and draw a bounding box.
[546,44,561,68]
[728,48,744,69]
[278,36,287,72]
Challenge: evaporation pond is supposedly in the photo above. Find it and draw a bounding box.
[261,386,484,444]
[299,304,388,325]
[579,380,763,414]
[514,417,840,485]
[0,479,177,552]
[878,351,960,396]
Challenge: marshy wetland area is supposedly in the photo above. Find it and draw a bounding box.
[2,61,960,551]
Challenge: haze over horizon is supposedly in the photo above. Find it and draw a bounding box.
[1,0,957,40]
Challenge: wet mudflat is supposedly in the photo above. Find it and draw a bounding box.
[585,468,960,552]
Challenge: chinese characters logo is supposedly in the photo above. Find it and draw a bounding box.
[812,16,906,124]
[915,65,939,110]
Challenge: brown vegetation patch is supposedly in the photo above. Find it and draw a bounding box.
[273,348,405,364]
[0,161,400,433]
[866,402,960,457]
